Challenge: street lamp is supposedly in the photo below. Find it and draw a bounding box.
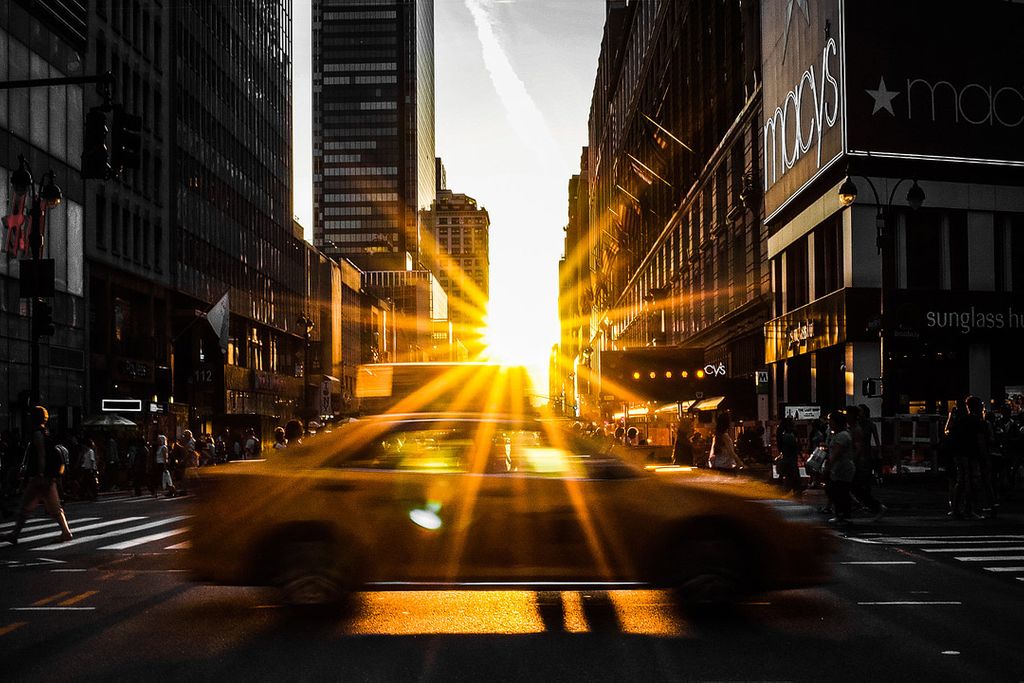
[296,313,315,416]
[10,155,63,405]
[838,174,925,418]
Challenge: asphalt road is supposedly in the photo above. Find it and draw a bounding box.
[2,493,1024,682]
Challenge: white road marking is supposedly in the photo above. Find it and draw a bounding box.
[841,561,916,565]
[10,607,96,611]
[51,568,88,572]
[842,537,880,544]
[35,516,189,551]
[923,547,1024,553]
[983,567,1024,572]
[0,516,100,531]
[857,601,962,605]
[956,556,1024,562]
[905,540,1024,546]
[98,527,188,550]
[164,540,190,550]
[873,535,1024,543]
[16,517,146,544]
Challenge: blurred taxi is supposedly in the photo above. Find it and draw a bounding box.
[187,414,832,609]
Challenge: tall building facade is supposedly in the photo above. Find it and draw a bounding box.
[556,149,590,416]
[0,0,88,432]
[568,0,765,422]
[421,177,490,355]
[762,0,1024,418]
[85,0,174,420]
[311,0,435,271]
[170,0,311,434]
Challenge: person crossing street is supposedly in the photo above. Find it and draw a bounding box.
[1,406,73,546]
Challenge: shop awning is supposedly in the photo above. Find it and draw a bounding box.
[691,396,726,411]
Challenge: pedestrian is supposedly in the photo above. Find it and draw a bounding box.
[847,406,886,520]
[858,404,882,482]
[272,427,287,450]
[807,418,829,489]
[243,429,259,459]
[824,410,856,525]
[944,397,987,519]
[284,419,304,447]
[775,417,803,494]
[79,438,99,501]
[130,437,150,497]
[215,433,227,463]
[672,420,694,466]
[105,435,121,491]
[153,435,174,497]
[1,406,73,545]
[708,412,744,472]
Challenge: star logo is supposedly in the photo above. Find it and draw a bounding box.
[865,77,900,116]
[782,0,810,64]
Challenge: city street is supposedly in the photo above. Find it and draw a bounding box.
[2,491,1023,681]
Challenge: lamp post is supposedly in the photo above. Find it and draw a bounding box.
[296,313,315,416]
[10,154,63,405]
[838,175,925,418]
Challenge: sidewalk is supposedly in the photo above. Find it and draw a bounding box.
[797,476,1024,528]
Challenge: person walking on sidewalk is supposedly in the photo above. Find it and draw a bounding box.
[847,406,886,521]
[1,407,73,545]
[824,410,856,525]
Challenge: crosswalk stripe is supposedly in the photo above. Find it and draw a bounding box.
[956,556,1024,562]
[923,547,1024,553]
[0,516,100,531]
[984,567,1024,572]
[164,540,190,550]
[98,527,188,550]
[34,516,190,551]
[871,538,1024,545]
[16,517,145,544]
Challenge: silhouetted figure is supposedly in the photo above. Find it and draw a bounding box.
[2,407,73,545]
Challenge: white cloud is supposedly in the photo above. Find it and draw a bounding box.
[462,0,564,171]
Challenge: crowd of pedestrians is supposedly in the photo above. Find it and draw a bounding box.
[0,412,335,528]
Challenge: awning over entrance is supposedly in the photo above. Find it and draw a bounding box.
[691,396,726,411]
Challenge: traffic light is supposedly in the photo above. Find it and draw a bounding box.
[81,106,111,180]
[32,299,55,338]
[111,106,142,176]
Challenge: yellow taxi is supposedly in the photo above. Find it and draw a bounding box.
[187,413,832,609]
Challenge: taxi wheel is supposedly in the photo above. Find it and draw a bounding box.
[274,539,350,611]
[670,528,746,609]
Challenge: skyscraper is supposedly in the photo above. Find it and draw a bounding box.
[171,0,310,428]
[312,0,435,271]
[421,169,490,355]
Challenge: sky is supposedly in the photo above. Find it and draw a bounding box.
[293,0,607,392]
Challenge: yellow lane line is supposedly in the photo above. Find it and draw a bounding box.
[32,591,71,606]
[58,590,98,607]
[0,622,28,636]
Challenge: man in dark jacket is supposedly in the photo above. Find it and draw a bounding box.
[1,407,74,545]
[945,396,988,519]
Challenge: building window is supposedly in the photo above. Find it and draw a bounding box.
[949,211,968,292]
[814,214,842,298]
[111,202,120,253]
[95,193,107,249]
[904,210,941,290]
[785,238,809,311]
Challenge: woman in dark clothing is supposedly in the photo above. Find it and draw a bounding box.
[775,417,804,493]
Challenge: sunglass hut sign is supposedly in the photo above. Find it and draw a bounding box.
[761,0,845,219]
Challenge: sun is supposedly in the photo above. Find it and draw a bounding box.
[478,313,550,392]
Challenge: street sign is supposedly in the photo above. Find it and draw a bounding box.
[101,398,142,412]
[320,380,332,416]
[862,378,883,398]
[784,405,821,420]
